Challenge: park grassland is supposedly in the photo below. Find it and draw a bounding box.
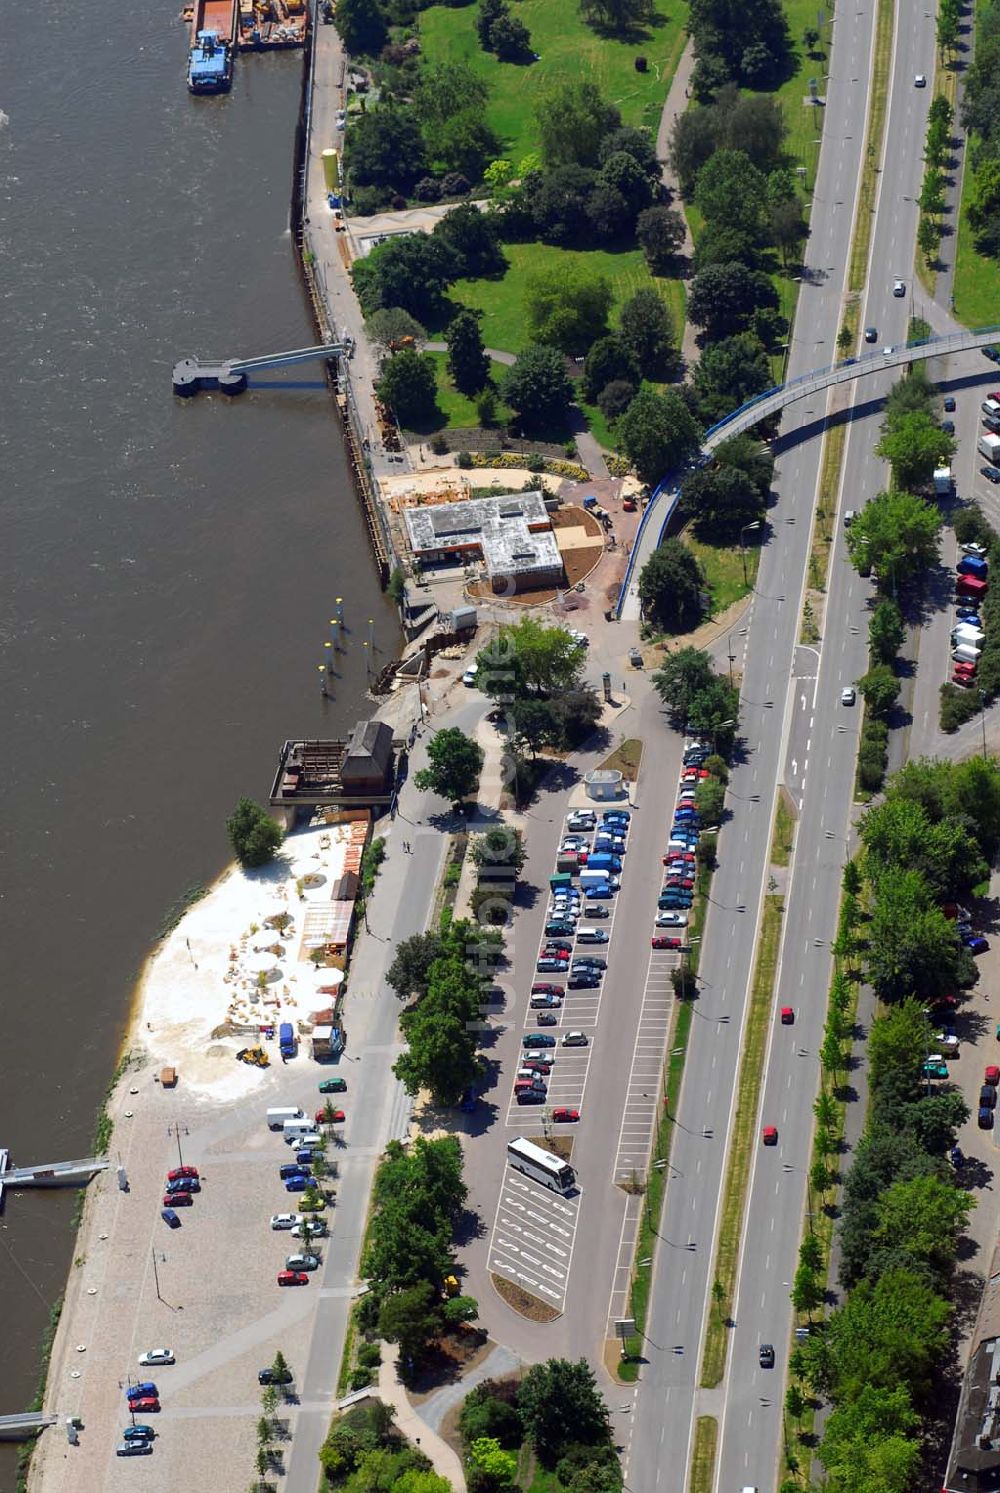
[953,0,1000,327]
[418,0,689,168]
[424,350,513,429]
[451,241,686,357]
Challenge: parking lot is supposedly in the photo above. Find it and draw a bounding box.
[487,1168,583,1314]
[612,945,677,1186]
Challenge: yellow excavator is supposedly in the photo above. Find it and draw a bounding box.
[236,1046,270,1068]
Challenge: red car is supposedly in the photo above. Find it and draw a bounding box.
[762,1126,778,1146]
[315,1108,346,1124]
[130,1397,160,1413]
[531,983,563,997]
[623,496,637,512]
[780,1007,794,1024]
[662,853,695,866]
[987,1066,1000,1086]
[277,1270,309,1286]
[954,661,977,676]
[163,1191,192,1207]
[664,876,695,890]
[652,936,682,949]
[523,1058,552,1074]
[952,671,975,688]
[682,768,710,781]
[552,1107,580,1123]
[167,1165,199,1182]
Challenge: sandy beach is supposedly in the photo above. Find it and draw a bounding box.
[135,817,365,1102]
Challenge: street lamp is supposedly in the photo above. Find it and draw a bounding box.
[712,718,736,755]
[980,690,989,760]
[740,521,762,587]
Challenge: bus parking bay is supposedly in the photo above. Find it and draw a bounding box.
[488,1142,581,1313]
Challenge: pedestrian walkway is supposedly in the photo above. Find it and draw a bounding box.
[376,1346,468,1491]
[655,39,699,373]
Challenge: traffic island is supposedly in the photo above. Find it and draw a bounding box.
[489,1274,560,1324]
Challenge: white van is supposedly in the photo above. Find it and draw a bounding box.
[282,1118,313,1140]
[267,1107,304,1130]
[285,1129,322,1148]
[576,927,609,944]
[953,644,982,664]
[952,624,985,643]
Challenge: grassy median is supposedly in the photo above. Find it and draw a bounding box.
[848,0,895,292]
[689,1415,719,1493]
[700,888,784,1389]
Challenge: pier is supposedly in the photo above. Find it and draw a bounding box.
[0,1413,61,1442]
[172,340,347,396]
[0,1150,109,1209]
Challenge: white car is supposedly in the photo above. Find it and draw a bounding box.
[462,664,479,687]
[892,279,905,297]
[841,687,856,706]
[291,1219,328,1238]
[561,1031,589,1046]
[138,1348,175,1366]
[914,72,926,86]
[567,629,589,648]
[656,911,688,926]
[271,1213,303,1230]
[963,542,988,556]
[567,811,596,830]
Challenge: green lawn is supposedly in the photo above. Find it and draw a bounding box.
[684,532,759,614]
[449,241,686,356]
[424,350,513,429]
[418,0,689,166]
[953,0,1000,327]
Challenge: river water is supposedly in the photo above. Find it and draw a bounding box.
[0,0,394,1460]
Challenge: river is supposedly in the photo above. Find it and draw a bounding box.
[0,0,394,1466]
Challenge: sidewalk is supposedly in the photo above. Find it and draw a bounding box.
[376,1346,468,1491]
[655,38,699,373]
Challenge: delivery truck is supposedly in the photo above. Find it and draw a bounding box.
[953,644,983,664]
[586,852,622,874]
[933,466,953,495]
[979,432,1000,464]
[958,554,989,580]
[957,574,988,601]
[952,624,985,645]
[279,1022,297,1060]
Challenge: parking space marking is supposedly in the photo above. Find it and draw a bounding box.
[612,945,678,1184]
[488,1170,583,1313]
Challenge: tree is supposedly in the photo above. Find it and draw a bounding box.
[226,798,283,868]
[446,310,490,396]
[468,1437,517,1485]
[518,1358,612,1466]
[508,698,559,757]
[501,345,573,429]
[394,1472,453,1493]
[352,235,459,320]
[599,126,660,178]
[617,288,678,379]
[441,1293,480,1326]
[820,1385,920,1493]
[433,203,506,277]
[866,868,962,1001]
[695,776,726,824]
[549,686,603,747]
[638,540,705,632]
[581,335,639,404]
[637,205,687,271]
[536,82,622,168]
[618,388,700,483]
[460,1387,523,1449]
[477,0,506,47]
[682,463,763,540]
[688,0,792,90]
[669,109,720,197]
[693,150,769,239]
[872,1173,972,1281]
[579,0,654,33]
[376,348,438,427]
[652,647,715,726]
[598,379,636,420]
[414,727,484,805]
[693,333,772,424]
[597,151,655,218]
[377,1281,443,1362]
[395,989,481,1103]
[868,598,905,664]
[477,617,587,698]
[875,410,956,489]
[387,931,445,1000]
[414,62,490,128]
[967,157,1000,247]
[471,826,526,878]
[845,490,941,589]
[348,106,427,190]
[521,164,597,244]
[860,796,986,897]
[489,11,534,60]
[585,182,631,239]
[856,664,900,719]
[525,266,614,355]
[688,261,779,342]
[366,307,428,353]
[334,0,386,55]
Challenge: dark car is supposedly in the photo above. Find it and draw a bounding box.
[122,1425,155,1442]
[759,1344,775,1368]
[572,955,607,969]
[980,1106,995,1129]
[584,904,610,919]
[537,956,569,972]
[981,1086,998,1109]
[568,971,601,988]
[127,1383,158,1401]
[943,396,956,412]
[160,1208,181,1229]
[280,1163,309,1181]
[524,1033,557,1048]
[258,1366,294,1385]
[285,1176,309,1193]
[982,466,1000,484]
[163,1191,192,1207]
[542,940,573,955]
[545,922,577,938]
[164,1176,200,1194]
[536,1011,558,1026]
[965,934,990,954]
[864,326,878,343]
[985,346,1000,363]
[941,420,955,435]
[318,1077,347,1094]
[517,1089,546,1105]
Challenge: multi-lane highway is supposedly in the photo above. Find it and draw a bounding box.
[625,1,955,1487]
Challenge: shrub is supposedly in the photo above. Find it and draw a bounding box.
[526,453,546,472]
[441,172,472,197]
[457,450,474,468]
[430,432,449,454]
[226,797,284,868]
[470,883,514,925]
[414,176,443,201]
[939,682,981,732]
[348,1366,374,1390]
[357,1341,383,1369]
[953,505,991,545]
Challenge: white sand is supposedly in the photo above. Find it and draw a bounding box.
[134,821,356,1102]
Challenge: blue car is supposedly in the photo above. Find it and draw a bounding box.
[602,810,630,824]
[965,934,989,954]
[280,1162,309,1180]
[285,1176,309,1193]
[956,609,981,624]
[160,1208,181,1229]
[295,1149,317,1165]
[127,1383,157,1401]
[583,883,615,899]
